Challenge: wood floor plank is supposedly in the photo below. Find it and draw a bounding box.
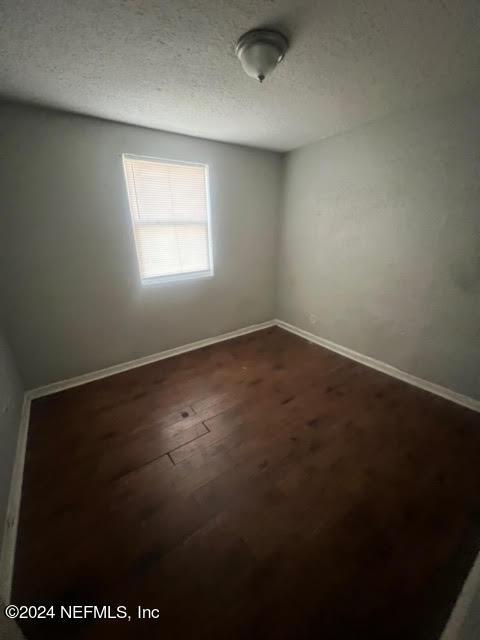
[13,326,480,640]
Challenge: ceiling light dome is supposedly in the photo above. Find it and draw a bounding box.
[235,29,288,83]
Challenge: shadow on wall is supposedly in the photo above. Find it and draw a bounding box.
[0,330,24,602]
[277,87,480,400]
[0,601,26,639]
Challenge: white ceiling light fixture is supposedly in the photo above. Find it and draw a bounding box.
[235,29,288,83]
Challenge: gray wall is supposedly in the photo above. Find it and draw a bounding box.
[441,551,480,640]
[0,329,23,554]
[0,104,282,389]
[277,90,480,399]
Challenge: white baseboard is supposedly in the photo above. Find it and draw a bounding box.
[0,319,275,603]
[275,319,480,413]
[29,317,479,411]
[0,395,31,604]
[29,320,276,400]
[1,316,478,609]
[278,317,480,637]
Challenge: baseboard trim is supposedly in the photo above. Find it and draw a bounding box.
[275,319,480,413]
[2,316,478,606]
[0,320,275,603]
[28,316,480,412]
[0,395,31,604]
[29,320,276,400]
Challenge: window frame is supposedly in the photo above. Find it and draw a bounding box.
[122,153,215,286]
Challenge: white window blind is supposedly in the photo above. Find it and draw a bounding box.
[123,154,213,283]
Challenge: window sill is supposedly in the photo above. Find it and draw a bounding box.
[141,271,214,286]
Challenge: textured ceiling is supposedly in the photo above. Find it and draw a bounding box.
[1,0,479,151]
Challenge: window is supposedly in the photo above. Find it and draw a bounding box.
[123,154,213,284]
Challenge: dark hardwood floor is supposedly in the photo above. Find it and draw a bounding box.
[13,327,480,639]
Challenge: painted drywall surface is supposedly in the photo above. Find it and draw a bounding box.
[0,599,26,638]
[277,90,480,399]
[0,104,282,388]
[0,330,23,553]
[458,582,480,640]
[441,550,480,640]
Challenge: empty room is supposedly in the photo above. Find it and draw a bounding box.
[1,1,480,639]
